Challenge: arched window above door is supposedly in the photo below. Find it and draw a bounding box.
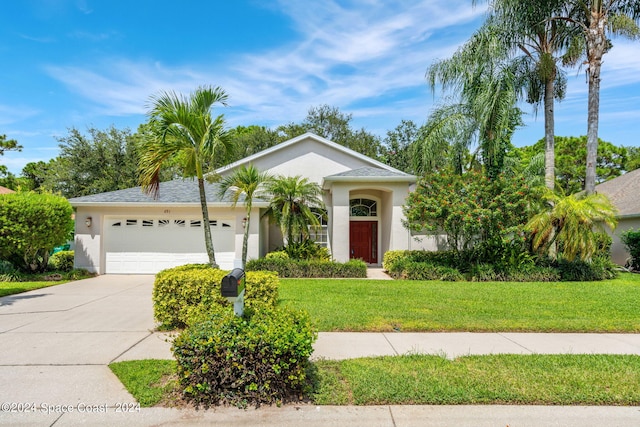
[350,198,377,217]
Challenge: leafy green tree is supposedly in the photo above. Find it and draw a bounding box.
[517,135,627,194]
[624,146,640,171]
[380,120,421,173]
[526,190,617,262]
[264,175,325,246]
[423,25,524,179]
[42,126,140,197]
[277,105,383,159]
[0,192,73,272]
[0,134,22,178]
[403,171,534,254]
[21,161,50,191]
[139,85,233,268]
[217,165,273,267]
[227,125,282,163]
[559,1,640,194]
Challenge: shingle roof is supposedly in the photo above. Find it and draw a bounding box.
[69,179,244,205]
[325,166,412,178]
[0,186,15,195]
[596,168,640,217]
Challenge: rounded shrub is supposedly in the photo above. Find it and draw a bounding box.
[172,305,317,408]
[48,250,75,272]
[152,264,279,329]
[265,251,289,260]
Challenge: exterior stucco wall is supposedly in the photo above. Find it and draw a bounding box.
[609,216,640,266]
[74,204,255,274]
[218,137,381,186]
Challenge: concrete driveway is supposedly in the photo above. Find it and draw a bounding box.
[0,275,173,424]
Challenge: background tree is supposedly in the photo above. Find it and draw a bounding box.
[39,126,140,197]
[624,146,640,171]
[20,161,50,191]
[264,175,324,246]
[277,105,383,159]
[0,134,22,180]
[380,120,422,173]
[139,85,232,268]
[217,165,273,267]
[559,0,640,194]
[227,125,281,164]
[516,135,627,194]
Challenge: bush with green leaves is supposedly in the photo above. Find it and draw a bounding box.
[172,305,316,408]
[0,192,73,272]
[153,264,279,329]
[246,258,366,278]
[0,260,21,282]
[621,229,640,271]
[554,257,618,281]
[48,250,74,272]
[264,250,289,260]
[280,239,331,261]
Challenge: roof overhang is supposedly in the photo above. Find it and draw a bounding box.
[70,201,271,209]
[322,175,417,190]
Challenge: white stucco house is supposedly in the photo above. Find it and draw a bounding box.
[595,167,640,266]
[69,133,424,274]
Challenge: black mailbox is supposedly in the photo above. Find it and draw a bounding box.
[221,268,245,297]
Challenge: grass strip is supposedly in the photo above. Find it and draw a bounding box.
[111,355,640,407]
[279,273,640,332]
[0,281,69,297]
[109,360,177,407]
[312,354,640,405]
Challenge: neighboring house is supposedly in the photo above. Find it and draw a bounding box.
[0,186,15,195]
[595,167,640,266]
[69,133,424,274]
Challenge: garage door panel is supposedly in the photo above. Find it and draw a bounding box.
[104,216,236,274]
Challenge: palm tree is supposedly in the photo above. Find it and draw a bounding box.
[525,190,617,261]
[139,85,233,268]
[558,1,640,194]
[216,165,273,267]
[264,175,325,246]
[421,24,523,179]
[483,0,576,191]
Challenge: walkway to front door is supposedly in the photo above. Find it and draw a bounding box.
[349,220,377,264]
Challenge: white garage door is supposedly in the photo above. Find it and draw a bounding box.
[104,216,236,274]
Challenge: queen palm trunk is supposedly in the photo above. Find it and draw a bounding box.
[584,16,606,195]
[544,77,556,191]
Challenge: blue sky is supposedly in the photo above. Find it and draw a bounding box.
[2,0,640,174]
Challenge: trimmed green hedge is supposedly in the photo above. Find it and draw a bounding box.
[48,250,75,272]
[152,264,279,329]
[383,250,618,282]
[172,305,316,408]
[246,258,367,278]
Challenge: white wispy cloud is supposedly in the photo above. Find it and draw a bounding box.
[44,0,485,130]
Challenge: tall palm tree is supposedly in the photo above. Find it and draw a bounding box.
[484,0,575,191]
[264,175,325,246]
[216,165,273,267]
[525,190,617,261]
[422,24,523,179]
[558,0,640,194]
[139,85,232,268]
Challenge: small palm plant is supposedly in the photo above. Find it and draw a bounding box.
[264,175,325,246]
[526,191,618,262]
[217,165,273,267]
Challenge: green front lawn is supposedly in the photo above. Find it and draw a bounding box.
[279,273,640,332]
[0,280,70,297]
[111,354,640,407]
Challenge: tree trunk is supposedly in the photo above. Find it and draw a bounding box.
[584,12,606,195]
[198,177,218,268]
[544,76,556,190]
[242,205,251,268]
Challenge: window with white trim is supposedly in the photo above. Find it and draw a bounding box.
[350,198,377,217]
[309,210,328,248]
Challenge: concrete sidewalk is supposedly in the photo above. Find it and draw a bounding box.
[1,275,639,426]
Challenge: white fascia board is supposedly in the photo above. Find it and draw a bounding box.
[322,175,417,190]
[69,201,271,208]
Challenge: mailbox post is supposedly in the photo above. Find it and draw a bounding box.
[221,268,245,316]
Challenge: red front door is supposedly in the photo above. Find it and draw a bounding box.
[350,221,378,264]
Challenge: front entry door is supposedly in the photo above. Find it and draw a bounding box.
[350,221,378,264]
